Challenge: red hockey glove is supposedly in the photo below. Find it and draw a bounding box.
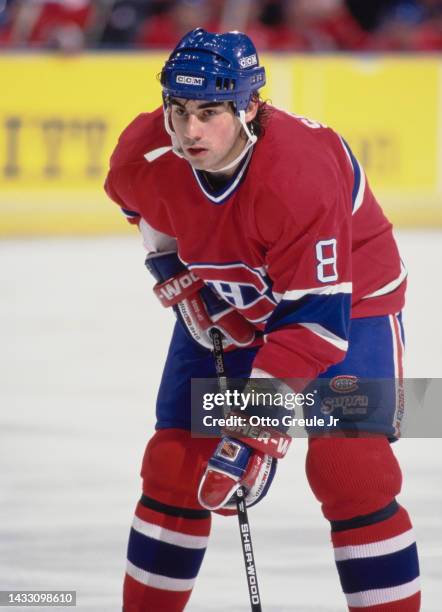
[198,437,277,515]
[146,251,255,350]
[198,378,293,514]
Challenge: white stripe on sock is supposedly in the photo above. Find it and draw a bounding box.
[126,560,196,592]
[334,528,415,561]
[132,515,208,550]
[346,576,420,607]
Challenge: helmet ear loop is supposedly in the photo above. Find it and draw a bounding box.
[163,104,185,159]
[238,109,258,146]
[163,104,176,136]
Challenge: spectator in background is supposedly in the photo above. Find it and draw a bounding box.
[1,0,94,51]
[1,0,440,51]
[223,0,296,50]
[215,0,370,52]
[98,1,161,49]
[345,0,399,31]
[0,0,15,45]
[282,0,370,50]
[413,0,442,50]
[372,0,442,50]
[136,0,218,48]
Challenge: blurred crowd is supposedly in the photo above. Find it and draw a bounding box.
[0,0,441,52]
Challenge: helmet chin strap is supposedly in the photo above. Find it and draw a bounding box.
[205,110,257,174]
[163,107,257,173]
[163,107,185,159]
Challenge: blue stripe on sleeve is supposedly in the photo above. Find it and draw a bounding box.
[121,207,141,219]
[127,527,206,580]
[337,543,420,594]
[264,293,351,340]
[342,139,361,211]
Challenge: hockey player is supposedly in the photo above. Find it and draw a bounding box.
[105,28,420,611]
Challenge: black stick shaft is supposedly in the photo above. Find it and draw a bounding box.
[210,328,263,612]
[210,326,227,391]
[235,486,263,611]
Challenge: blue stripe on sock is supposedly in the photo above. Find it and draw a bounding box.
[140,494,210,519]
[127,527,206,580]
[331,500,399,532]
[337,543,420,594]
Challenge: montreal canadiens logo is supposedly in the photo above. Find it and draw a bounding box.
[330,375,359,394]
[186,261,276,323]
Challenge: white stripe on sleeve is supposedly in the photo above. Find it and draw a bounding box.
[144,146,173,162]
[363,262,407,299]
[298,323,348,352]
[273,282,352,303]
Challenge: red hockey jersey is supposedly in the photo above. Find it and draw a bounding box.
[105,106,406,379]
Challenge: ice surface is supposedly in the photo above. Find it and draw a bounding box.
[1,231,441,611]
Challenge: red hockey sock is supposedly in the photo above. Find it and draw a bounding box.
[123,429,218,611]
[306,437,420,611]
[124,576,191,612]
[332,505,420,611]
[123,497,211,612]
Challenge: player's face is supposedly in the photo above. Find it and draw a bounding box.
[169,98,257,174]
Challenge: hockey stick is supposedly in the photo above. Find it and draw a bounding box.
[210,328,263,612]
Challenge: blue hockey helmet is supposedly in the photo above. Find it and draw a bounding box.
[160,28,266,114]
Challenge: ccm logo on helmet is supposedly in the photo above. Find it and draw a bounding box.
[239,54,257,68]
[176,75,205,86]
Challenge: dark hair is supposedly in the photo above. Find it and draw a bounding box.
[228,94,270,140]
[248,95,271,139]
